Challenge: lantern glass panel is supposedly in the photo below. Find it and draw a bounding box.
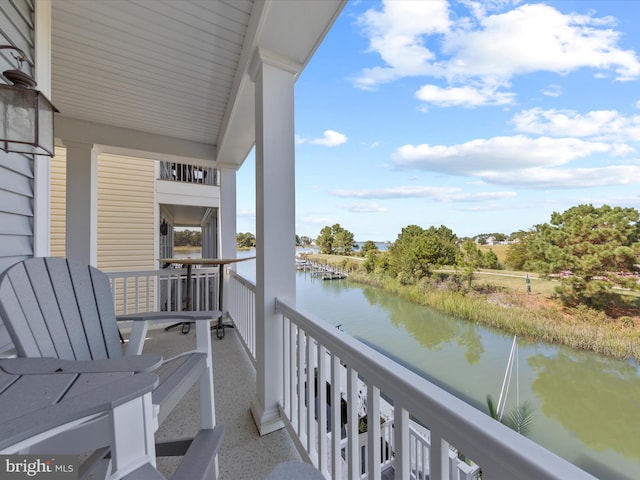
[37,92,55,155]
[0,84,56,156]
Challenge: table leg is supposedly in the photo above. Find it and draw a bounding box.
[165,264,194,334]
[214,264,235,338]
[181,264,193,334]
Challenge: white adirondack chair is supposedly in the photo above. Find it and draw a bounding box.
[0,257,224,480]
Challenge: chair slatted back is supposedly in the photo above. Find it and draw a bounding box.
[0,257,123,360]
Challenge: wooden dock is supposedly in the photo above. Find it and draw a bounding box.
[296,259,348,280]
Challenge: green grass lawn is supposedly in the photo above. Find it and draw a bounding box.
[478,243,510,263]
[473,270,558,296]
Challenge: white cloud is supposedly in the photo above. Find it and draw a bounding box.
[482,165,640,188]
[392,135,631,174]
[513,108,640,141]
[542,84,562,97]
[237,207,255,218]
[302,217,336,226]
[332,185,516,203]
[354,1,640,94]
[442,4,639,81]
[333,185,459,198]
[354,0,450,89]
[362,140,381,149]
[301,130,348,147]
[342,202,389,213]
[415,84,515,107]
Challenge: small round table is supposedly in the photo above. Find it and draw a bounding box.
[159,257,255,337]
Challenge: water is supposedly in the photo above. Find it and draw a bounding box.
[236,251,640,479]
[173,247,202,259]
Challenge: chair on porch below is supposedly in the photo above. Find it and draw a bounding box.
[0,257,223,479]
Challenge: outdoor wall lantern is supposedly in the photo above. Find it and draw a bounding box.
[0,45,58,157]
[160,220,169,236]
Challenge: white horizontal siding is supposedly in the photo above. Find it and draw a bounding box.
[97,153,155,272]
[50,148,67,258]
[0,0,34,355]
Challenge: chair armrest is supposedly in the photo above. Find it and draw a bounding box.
[117,311,221,322]
[0,355,163,374]
[171,427,224,480]
[0,372,158,451]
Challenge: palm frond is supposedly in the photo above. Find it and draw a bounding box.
[504,401,535,437]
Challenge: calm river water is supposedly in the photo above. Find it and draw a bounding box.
[235,252,638,479]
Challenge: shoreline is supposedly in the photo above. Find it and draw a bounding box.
[303,253,640,362]
[347,271,640,362]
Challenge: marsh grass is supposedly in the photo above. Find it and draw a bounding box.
[348,272,640,361]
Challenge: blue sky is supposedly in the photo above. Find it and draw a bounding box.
[236,0,640,242]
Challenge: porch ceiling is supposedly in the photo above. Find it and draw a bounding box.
[50,0,346,167]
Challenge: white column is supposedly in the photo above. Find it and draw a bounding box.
[249,48,298,435]
[218,167,237,260]
[64,141,99,266]
[32,0,52,257]
[218,167,236,320]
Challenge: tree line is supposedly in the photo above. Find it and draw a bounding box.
[232,203,640,308]
[315,204,640,308]
[174,229,201,247]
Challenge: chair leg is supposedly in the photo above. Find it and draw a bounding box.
[195,320,216,429]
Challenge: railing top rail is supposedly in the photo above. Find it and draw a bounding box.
[106,267,218,279]
[275,297,596,480]
[228,269,256,291]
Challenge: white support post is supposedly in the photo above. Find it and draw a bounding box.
[218,167,237,322]
[218,167,237,260]
[33,0,52,258]
[63,141,99,266]
[249,48,298,436]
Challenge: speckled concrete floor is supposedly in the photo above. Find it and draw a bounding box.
[131,324,301,480]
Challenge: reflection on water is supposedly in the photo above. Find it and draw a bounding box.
[360,285,486,364]
[234,252,640,479]
[530,352,640,459]
[173,247,202,259]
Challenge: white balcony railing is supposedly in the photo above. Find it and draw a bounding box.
[159,161,218,186]
[106,267,219,316]
[274,297,596,480]
[106,268,596,480]
[228,269,256,365]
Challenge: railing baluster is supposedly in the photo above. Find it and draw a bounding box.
[146,274,151,312]
[306,336,316,464]
[367,383,381,480]
[346,366,359,480]
[282,315,291,418]
[298,328,306,441]
[430,431,450,480]
[289,322,300,433]
[134,276,139,314]
[394,405,409,480]
[317,344,328,476]
[123,277,128,314]
[331,353,342,480]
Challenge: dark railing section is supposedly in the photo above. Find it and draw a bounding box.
[159,161,218,186]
